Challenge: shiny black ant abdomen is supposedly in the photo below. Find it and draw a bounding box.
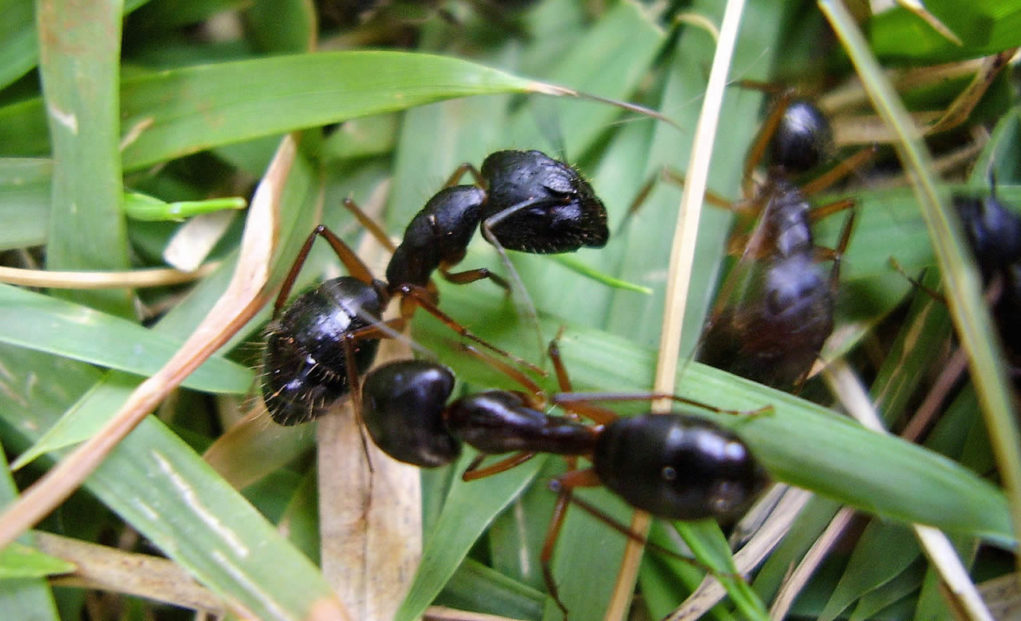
[954,176,1021,357]
[592,413,765,521]
[954,182,1021,280]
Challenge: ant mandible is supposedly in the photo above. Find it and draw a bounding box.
[696,93,871,390]
[263,149,609,425]
[358,335,769,615]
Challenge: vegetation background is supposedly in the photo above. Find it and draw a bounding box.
[0,0,1020,620]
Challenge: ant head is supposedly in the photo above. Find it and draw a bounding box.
[481,150,609,253]
[769,99,833,175]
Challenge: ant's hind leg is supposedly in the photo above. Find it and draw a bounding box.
[272,225,375,317]
[440,265,511,292]
[341,197,397,253]
[444,163,486,188]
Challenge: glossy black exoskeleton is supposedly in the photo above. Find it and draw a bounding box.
[352,149,608,300]
[954,178,1021,357]
[362,358,764,519]
[767,99,833,175]
[477,150,609,253]
[384,186,489,289]
[358,340,768,614]
[260,225,393,426]
[954,184,1021,280]
[261,221,526,426]
[698,97,863,391]
[393,149,607,261]
[263,277,387,425]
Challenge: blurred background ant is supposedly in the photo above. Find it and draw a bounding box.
[695,93,871,391]
[357,333,769,616]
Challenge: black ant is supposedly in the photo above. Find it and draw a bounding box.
[358,336,769,615]
[262,149,608,425]
[695,94,870,391]
[953,173,1021,358]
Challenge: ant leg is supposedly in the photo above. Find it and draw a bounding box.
[559,485,743,578]
[444,163,486,188]
[273,225,376,317]
[661,168,737,209]
[459,343,546,403]
[800,146,876,197]
[539,471,594,617]
[461,451,538,481]
[808,197,855,223]
[479,203,547,363]
[343,337,375,478]
[341,197,397,253]
[551,392,772,419]
[823,209,857,293]
[439,265,511,291]
[398,284,547,378]
[741,91,794,196]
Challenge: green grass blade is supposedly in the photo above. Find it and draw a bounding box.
[37,0,131,316]
[394,456,545,621]
[0,345,347,621]
[0,0,38,91]
[0,541,75,579]
[0,283,253,393]
[0,447,60,621]
[0,158,50,250]
[820,0,1021,564]
[0,51,538,169]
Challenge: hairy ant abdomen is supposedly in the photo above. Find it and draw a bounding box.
[262,277,386,426]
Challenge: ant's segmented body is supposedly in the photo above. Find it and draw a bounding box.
[359,338,768,614]
[697,96,864,391]
[262,149,609,425]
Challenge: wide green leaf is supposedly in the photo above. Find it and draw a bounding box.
[0,283,252,394]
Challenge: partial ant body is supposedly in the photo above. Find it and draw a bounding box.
[954,176,1021,358]
[263,149,608,425]
[696,95,866,391]
[359,338,768,614]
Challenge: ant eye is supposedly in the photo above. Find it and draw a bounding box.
[661,466,677,481]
